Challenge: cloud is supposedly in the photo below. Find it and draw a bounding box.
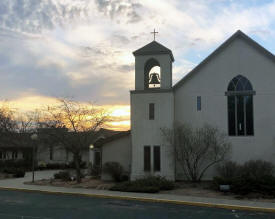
[1,0,275,122]
[94,0,143,23]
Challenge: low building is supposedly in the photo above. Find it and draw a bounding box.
[0,128,119,168]
[91,131,131,180]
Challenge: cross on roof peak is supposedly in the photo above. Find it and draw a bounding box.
[151,28,158,41]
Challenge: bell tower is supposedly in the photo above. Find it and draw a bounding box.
[133,40,174,90]
[130,35,175,181]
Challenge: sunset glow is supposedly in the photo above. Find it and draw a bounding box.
[1,96,130,130]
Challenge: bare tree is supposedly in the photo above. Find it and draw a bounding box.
[39,98,109,183]
[0,103,17,134]
[162,123,231,182]
[0,103,22,150]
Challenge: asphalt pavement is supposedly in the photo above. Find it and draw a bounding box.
[1,189,275,219]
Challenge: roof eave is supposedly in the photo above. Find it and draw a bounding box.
[133,51,174,62]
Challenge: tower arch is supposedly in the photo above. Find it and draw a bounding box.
[144,58,161,89]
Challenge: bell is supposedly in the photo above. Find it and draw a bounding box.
[149,73,160,85]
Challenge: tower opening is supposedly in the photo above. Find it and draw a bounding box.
[148,66,161,88]
[144,58,161,89]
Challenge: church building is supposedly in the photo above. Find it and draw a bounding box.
[96,30,275,181]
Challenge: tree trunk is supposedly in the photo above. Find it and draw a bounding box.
[74,154,81,183]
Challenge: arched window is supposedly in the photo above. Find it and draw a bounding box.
[226,75,255,136]
[144,58,161,89]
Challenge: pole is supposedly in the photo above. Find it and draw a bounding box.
[32,142,35,183]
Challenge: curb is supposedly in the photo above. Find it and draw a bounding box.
[0,186,275,213]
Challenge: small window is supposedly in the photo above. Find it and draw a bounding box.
[0,151,2,159]
[197,96,201,111]
[149,103,155,120]
[144,146,151,171]
[153,146,160,171]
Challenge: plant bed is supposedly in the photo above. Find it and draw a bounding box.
[24,177,275,203]
[160,181,275,203]
[212,160,275,199]
[110,176,175,193]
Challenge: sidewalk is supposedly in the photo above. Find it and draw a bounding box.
[0,170,275,213]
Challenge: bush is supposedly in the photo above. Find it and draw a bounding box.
[88,162,101,177]
[0,159,32,171]
[13,169,25,178]
[213,160,275,196]
[110,176,175,193]
[66,161,86,169]
[37,161,47,170]
[103,162,124,182]
[240,160,274,179]
[120,174,129,182]
[213,161,241,187]
[2,168,25,178]
[111,182,160,193]
[3,167,17,174]
[45,163,67,170]
[230,175,275,196]
[54,171,71,181]
[216,161,240,180]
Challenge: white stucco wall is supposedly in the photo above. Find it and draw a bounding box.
[174,36,275,179]
[130,91,175,180]
[101,135,131,180]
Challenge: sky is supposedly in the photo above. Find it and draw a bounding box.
[1,0,275,130]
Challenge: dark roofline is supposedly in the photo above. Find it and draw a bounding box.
[94,130,131,147]
[133,41,175,61]
[173,30,275,90]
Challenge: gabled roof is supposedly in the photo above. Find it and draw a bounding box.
[173,30,275,90]
[94,130,130,147]
[133,41,174,61]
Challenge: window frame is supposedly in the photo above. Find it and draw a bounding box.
[226,75,255,136]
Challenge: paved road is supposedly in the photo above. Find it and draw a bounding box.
[0,190,275,219]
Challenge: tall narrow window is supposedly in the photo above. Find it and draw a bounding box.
[144,146,151,171]
[153,146,160,171]
[50,146,53,160]
[149,103,155,120]
[95,150,101,166]
[0,151,2,159]
[197,96,201,111]
[226,75,254,136]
